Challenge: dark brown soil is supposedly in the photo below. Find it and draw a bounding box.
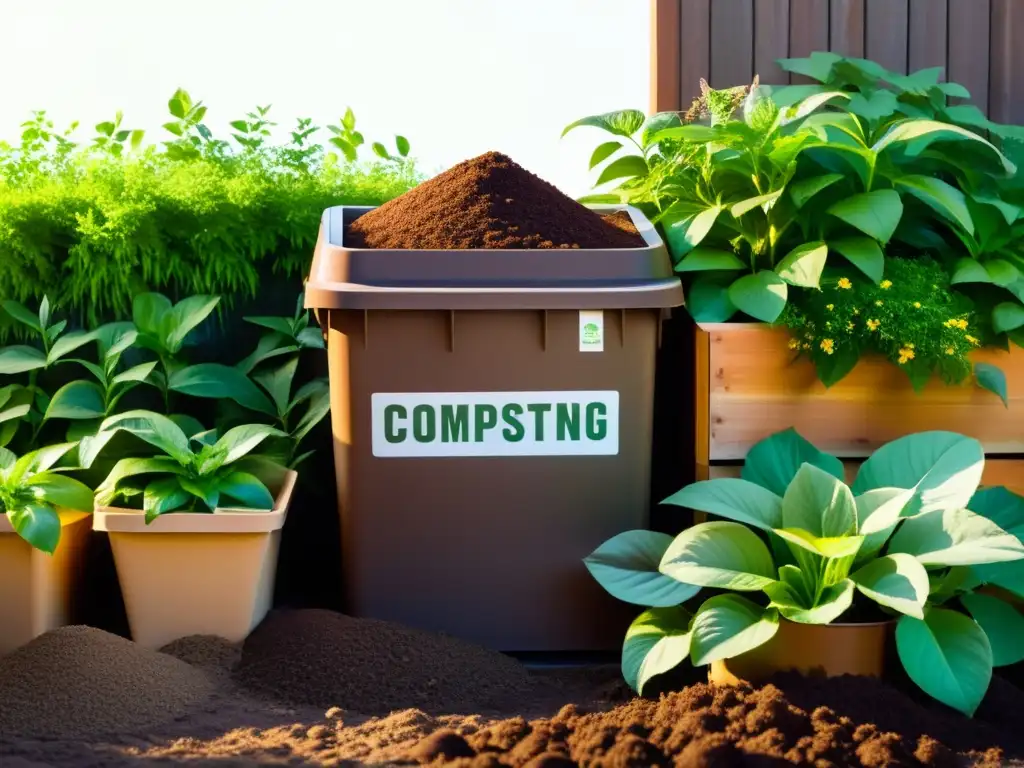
[346,151,645,250]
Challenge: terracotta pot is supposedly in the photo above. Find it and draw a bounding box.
[0,509,91,655]
[709,618,895,685]
[92,468,297,649]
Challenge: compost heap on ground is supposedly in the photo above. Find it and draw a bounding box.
[346,150,646,250]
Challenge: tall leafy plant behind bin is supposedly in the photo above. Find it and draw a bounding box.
[584,429,1024,717]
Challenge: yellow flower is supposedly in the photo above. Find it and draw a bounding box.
[802,342,811,350]
[913,302,921,309]
[958,319,968,330]
[826,304,835,311]
[875,300,884,307]
[880,280,893,289]
[965,334,980,346]
[867,319,880,331]
[897,347,916,364]
[847,322,855,330]
[945,347,955,355]
[944,318,969,330]
[837,277,852,289]
[820,338,835,355]
[788,338,800,350]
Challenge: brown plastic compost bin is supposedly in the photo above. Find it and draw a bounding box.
[305,204,683,652]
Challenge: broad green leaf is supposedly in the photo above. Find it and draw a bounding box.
[167,295,220,353]
[95,457,186,504]
[950,258,1021,287]
[1,300,42,331]
[829,237,884,283]
[660,521,777,591]
[640,112,682,148]
[561,110,646,138]
[8,503,62,553]
[664,206,722,257]
[661,478,783,530]
[775,242,828,288]
[96,321,138,358]
[685,276,737,322]
[622,607,692,693]
[765,578,854,624]
[94,410,193,465]
[292,387,332,443]
[889,507,1024,567]
[993,302,1024,334]
[588,140,622,169]
[972,559,1024,599]
[584,530,699,607]
[212,423,287,465]
[178,475,220,510]
[132,292,174,338]
[168,414,206,441]
[675,247,745,272]
[595,155,649,186]
[776,52,842,83]
[730,190,783,218]
[31,472,95,513]
[827,190,903,243]
[0,401,29,425]
[974,363,1008,407]
[237,333,299,374]
[968,486,1024,535]
[789,173,844,209]
[689,595,780,666]
[782,463,857,538]
[727,272,788,323]
[111,361,159,387]
[0,346,47,374]
[254,357,298,417]
[48,330,100,363]
[783,91,852,123]
[217,470,275,509]
[847,90,899,120]
[395,135,410,157]
[44,381,106,421]
[961,592,1024,666]
[896,608,992,716]
[873,119,1016,176]
[851,553,929,619]
[894,176,974,235]
[772,527,864,560]
[169,364,276,416]
[9,443,77,482]
[852,432,984,515]
[741,428,844,498]
[647,124,720,145]
[856,487,915,535]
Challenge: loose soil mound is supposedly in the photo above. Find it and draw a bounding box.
[346,151,645,250]
[235,609,541,715]
[159,634,241,681]
[0,625,214,739]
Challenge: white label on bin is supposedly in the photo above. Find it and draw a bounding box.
[579,310,604,352]
[371,391,619,457]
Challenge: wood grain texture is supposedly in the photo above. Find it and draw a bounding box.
[830,0,865,57]
[789,0,830,83]
[754,0,791,84]
[679,0,712,108]
[650,0,682,112]
[866,0,909,73]
[711,0,755,88]
[908,0,947,73]
[697,324,1024,460]
[989,0,1024,124]
[705,461,1024,495]
[947,0,991,112]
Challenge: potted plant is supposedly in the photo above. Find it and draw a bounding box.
[584,429,1024,717]
[0,442,95,654]
[84,410,296,649]
[565,54,1024,484]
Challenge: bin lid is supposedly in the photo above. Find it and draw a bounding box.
[304,205,683,311]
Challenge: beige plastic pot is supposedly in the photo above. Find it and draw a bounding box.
[0,508,91,655]
[709,618,896,685]
[92,468,297,649]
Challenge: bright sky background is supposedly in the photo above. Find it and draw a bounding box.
[2,0,650,197]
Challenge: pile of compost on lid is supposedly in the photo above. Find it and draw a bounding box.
[346,151,646,250]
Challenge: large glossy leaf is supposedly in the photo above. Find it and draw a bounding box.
[741,428,844,498]
[664,206,722,258]
[7,503,62,554]
[31,472,95,513]
[827,190,904,243]
[829,237,885,283]
[888,507,1024,567]
[951,258,1021,287]
[584,530,700,607]
[896,608,992,716]
[727,271,788,323]
[993,302,1024,334]
[132,292,174,339]
[588,140,622,169]
[44,381,106,421]
[968,486,1024,536]
[217,470,275,509]
[765,578,854,624]
[730,190,783,218]
[95,457,185,504]
[856,487,916,535]
[169,364,276,416]
[685,275,737,322]
[775,242,828,288]
[254,357,298,417]
[640,112,682,148]
[776,52,842,82]
[689,595,780,666]
[872,119,1015,176]
[111,361,159,387]
[894,176,974,234]
[974,363,1008,408]
[0,345,47,375]
[789,173,844,209]
[93,410,193,465]
[48,330,100,364]
[9,443,77,482]
[960,592,1024,666]
[596,155,649,186]
[675,247,746,272]
[661,478,783,531]
[659,521,777,591]
[562,110,646,138]
[851,432,984,516]
[782,464,858,538]
[212,423,287,465]
[621,606,692,693]
[1,300,42,331]
[143,477,191,520]
[851,553,929,619]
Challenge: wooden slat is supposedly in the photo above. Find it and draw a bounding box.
[866,0,909,73]
[706,461,1024,496]
[947,0,991,112]
[710,0,755,88]
[650,0,682,112]
[679,0,712,109]
[698,324,1024,460]
[789,0,830,83]
[989,0,1024,125]
[829,0,865,58]
[754,0,791,84]
[907,0,947,74]
[695,325,711,467]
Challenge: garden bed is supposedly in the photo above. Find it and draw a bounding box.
[1,609,1023,767]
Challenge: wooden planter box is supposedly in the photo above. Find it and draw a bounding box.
[695,324,1024,494]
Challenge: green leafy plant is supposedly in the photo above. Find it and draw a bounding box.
[0,442,94,552]
[92,110,144,158]
[83,410,286,521]
[230,104,276,152]
[585,428,1024,716]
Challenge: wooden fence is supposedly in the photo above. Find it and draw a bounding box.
[650,0,1024,124]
